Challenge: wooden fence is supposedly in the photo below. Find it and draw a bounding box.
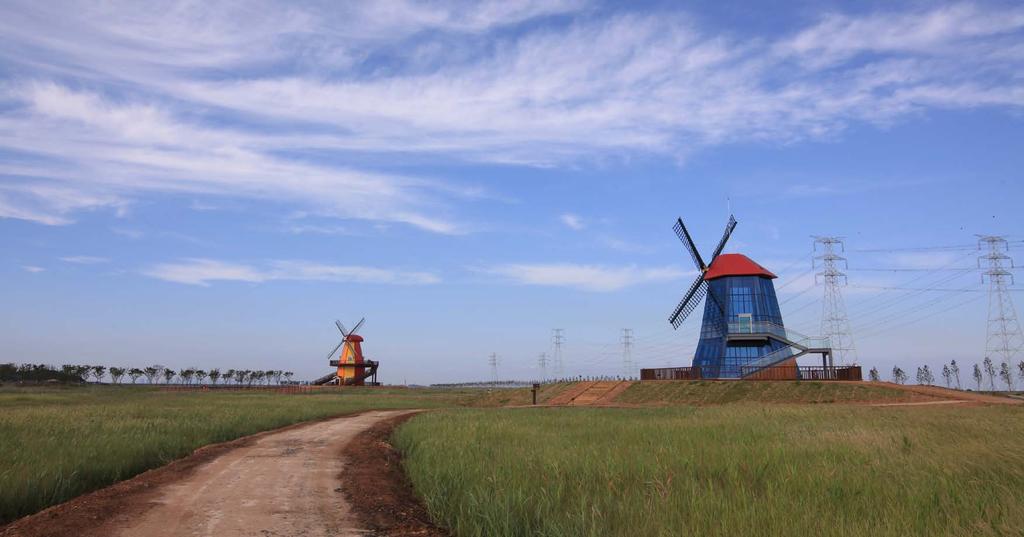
[640,365,862,381]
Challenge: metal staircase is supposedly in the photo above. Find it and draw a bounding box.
[723,321,832,378]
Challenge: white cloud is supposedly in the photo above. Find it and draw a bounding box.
[144,258,440,286]
[21,265,45,273]
[0,83,464,233]
[59,255,109,264]
[0,1,1021,227]
[560,213,585,230]
[284,223,354,236]
[481,263,687,291]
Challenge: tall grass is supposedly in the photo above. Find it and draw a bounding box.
[616,380,929,405]
[0,385,467,523]
[395,405,1024,536]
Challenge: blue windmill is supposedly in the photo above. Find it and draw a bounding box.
[668,215,832,379]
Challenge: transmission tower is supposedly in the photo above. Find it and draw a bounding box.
[538,352,548,381]
[978,236,1023,368]
[813,236,857,366]
[621,328,634,379]
[552,329,564,378]
[488,352,499,383]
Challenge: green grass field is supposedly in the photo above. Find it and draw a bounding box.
[615,380,931,405]
[0,385,469,524]
[395,405,1024,537]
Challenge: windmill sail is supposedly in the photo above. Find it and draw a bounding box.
[709,215,737,262]
[669,274,708,328]
[674,218,707,271]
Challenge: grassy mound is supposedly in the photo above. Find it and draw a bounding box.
[463,382,573,407]
[395,405,1024,537]
[615,380,937,405]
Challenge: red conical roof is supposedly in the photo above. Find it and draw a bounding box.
[704,253,776,280]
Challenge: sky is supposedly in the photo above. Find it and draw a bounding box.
[1,0,1023,385]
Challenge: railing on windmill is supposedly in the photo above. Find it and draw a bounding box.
[739,365,862,381]
[640,365,862,381]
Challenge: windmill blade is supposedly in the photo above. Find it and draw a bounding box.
[350,318,366,334]
[706,282,726,315]
[335,320,348,336]
[669,274,708,329]
[709,215,738,263]
[325,338,345,360]
[673,218,707,271]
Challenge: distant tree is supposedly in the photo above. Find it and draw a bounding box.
[973,364,983,391]
[143,366,159,384]
[179,368,194,385]
[999,362,1014,392]
[283,371,294,383]
[225,369,237,385]
[1018,361,1024,383]
[915,367,924,385]
[892,366,907,385]
[234,370,246,385]
[868,367,880,382]
[128,368,144,383]
[941,365,952,388]
[163,368,176,384]
[61,364,79,380]
[91,365,106,383]
[950,360,961,390]
[109,367,126,384]
[983,357,996,391]
[75,365,91,380]
[922,365,934,386]
[208,368,221,385]
[195,369,208,385]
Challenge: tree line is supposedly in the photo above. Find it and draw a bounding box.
[867,358,1023,392]
[0,363,295,386]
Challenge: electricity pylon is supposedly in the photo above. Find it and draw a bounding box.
[813,236,857,366]
[552,329,564,377]
[488,353,499,383]
[621,328,634,378]
[978,235,1023,368]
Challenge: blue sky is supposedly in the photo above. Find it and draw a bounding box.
[1,0,1022,384]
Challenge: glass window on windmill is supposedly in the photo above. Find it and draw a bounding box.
[729,287,754,316]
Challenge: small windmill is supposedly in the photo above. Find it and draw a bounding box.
[669,215,736,329]
[314,318,379,386]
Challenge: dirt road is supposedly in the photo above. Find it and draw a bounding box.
[100,409,417,537]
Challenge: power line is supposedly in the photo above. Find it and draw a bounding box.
[845,251,978,317]
[854,281,978,335]
[850,243,977,253]
[849,285,994,292]
[859,294,985,340]
[846,267,1007,272]
[851,240,1024,253]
